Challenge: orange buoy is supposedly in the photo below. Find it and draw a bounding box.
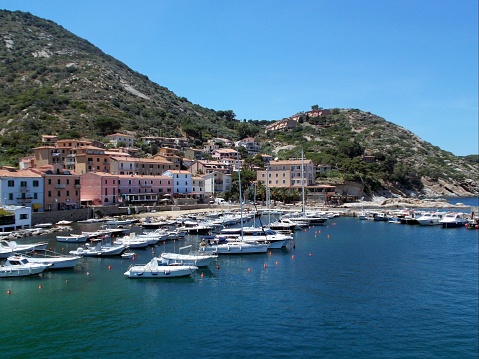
[292,255,295,260]
[248,267,251,272]
[7,289,11,295]
[216,265,220,270]
[309,252,312,256]
[327,235,330,239]
[38,284,42,289]
[263,263,267,269]
[108,265,111,270]
[269,251,272,255]
[275,261,279,266]
[200,272,204,278]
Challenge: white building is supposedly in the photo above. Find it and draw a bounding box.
[0,205,32,232]
[0,168,44,212]
[202,172,232,195]
[162,170,193,196]
[105,133,135,148]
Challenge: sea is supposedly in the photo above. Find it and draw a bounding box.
[1,197,478,359]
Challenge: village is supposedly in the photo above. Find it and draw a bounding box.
[0,118,362,232]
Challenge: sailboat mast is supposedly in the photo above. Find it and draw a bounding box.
[237,152,244,237]
[301,149,305,214]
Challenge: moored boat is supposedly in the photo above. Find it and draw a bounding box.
[56,234,88,243]
[439,212,469,228]
[10,250,81,269]
[0,255,51,277]
[0,239,48,259]
[124,258,197,278]
[69,240,126,257]
[416,212,444,226]
[160,245,217,267]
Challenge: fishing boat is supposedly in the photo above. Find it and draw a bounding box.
[124,258,198,278]
[56,234,88,243]
[159,245,218,267]
[0,239,48,259]
[9,250,81,269]
[0,255,51,277]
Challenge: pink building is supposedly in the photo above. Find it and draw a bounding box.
[80,172,119,206]
[81,172,174,206]
[117,174,173,204]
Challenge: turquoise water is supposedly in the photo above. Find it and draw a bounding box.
[1,214,478,358]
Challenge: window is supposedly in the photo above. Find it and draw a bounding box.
[48,179,51,185]
[33,193,38,199]
[48,191,51,197]
[20,214,28,220]
[8,193,13,200]
[33,180,39,187]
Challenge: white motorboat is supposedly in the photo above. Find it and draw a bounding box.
[416,212,444,226]
[219,227,292,249]
[439,212,469,228]
[56,234,88,243]
[34,222,53,228]
[69,240,126,257]
[137,228,168,244]
[124,258,198,278]
[177,220,214,235]
[113,233,149,248]
[160,245,218,267]
[77,218,105,224]
[55,220,73,226]
[200,236,268,254]
[0,255,51,278]
[0,240,48,259]
[9,250,81,269]
[105,218,137,226]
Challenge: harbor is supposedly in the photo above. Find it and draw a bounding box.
[1,197,478,358]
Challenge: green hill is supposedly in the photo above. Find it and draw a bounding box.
[0,10,477,198]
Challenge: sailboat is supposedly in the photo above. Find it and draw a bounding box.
[280,149,327,226]
[200,153,268,255]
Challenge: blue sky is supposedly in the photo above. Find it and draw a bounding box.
[2,1,478,156]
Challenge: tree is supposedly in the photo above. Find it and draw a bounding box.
[93,117,121,136]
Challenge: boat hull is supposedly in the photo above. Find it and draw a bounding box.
[0,266,46,277]
[201,242,268,254]
[159,253,216,267]
[56,235,88,243]
[125,264,197,278]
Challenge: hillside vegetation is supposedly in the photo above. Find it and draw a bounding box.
[0,10,477,198]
